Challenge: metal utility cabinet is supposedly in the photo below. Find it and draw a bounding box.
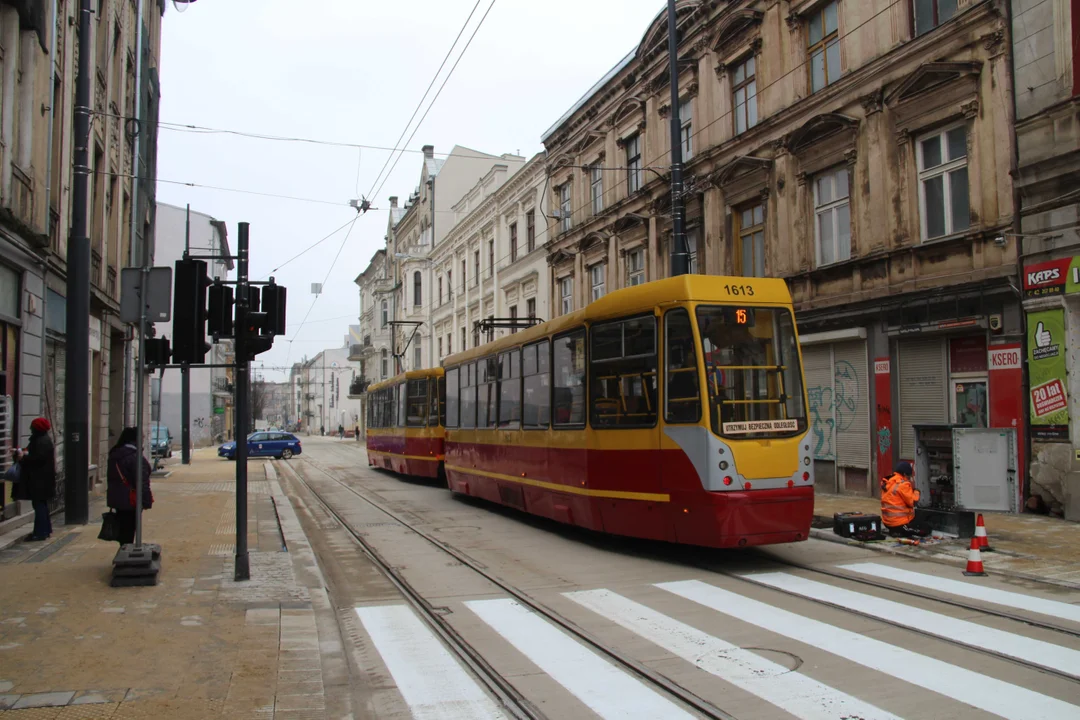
[913,425,1019,514]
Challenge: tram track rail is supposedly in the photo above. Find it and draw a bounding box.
[280,456,736,720]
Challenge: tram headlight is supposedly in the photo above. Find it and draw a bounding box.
[803,456,810,466]
[719,461,729,470]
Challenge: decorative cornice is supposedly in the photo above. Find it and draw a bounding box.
[983,29,1005,54]
[659,103,671,119]
[961,98,980,119]
[859,88,883,115]
[785,14,801,32]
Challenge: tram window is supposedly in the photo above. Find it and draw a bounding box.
[498,349,521,428]
[406,379,427,427]
[523,340,550,429]
[445,368,460,427]
[553,329,587,427]
[437,376,446,427]
[589,315,657,428]
[397,383,407,428]
[428,377,439,426]
[696,306,806,437]
[665,308,701,423]
[478,356,497,428]
[461,363,476,429]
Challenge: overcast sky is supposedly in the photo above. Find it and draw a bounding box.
[157,0,666,380]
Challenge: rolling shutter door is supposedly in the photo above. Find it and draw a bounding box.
[833,341,870,468]
[898,338,946,459]
[801,345,834,461]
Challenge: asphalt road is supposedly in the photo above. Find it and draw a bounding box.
[280,435,1080,720]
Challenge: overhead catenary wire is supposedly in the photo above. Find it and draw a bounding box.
[369,0,500,204]
[363,0,486,201]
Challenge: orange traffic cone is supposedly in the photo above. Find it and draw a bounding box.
[975,514,993,551]
[963,537,988,577]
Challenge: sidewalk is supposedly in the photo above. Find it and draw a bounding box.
[814,493,1080,587]
[0,449,341,719]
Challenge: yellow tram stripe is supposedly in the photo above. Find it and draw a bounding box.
[368,450,442,463]
[444,464,670,503]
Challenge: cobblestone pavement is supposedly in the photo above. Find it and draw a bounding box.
[814,493,1080,587]
[0,450,338,719]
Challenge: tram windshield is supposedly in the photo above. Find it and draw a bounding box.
[696,306,806,438]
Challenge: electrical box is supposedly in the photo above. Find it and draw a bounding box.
[913,424,1017,513]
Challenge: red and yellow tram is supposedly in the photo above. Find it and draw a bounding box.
[439,275,814,549]
[365,369,445,479]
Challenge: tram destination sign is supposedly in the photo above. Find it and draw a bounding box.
[723,419,800,434]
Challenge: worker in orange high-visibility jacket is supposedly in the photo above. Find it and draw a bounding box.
[880,461,930,538]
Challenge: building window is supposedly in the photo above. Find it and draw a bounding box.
[625,134,642,194]
[380,349,388,379]
[559,276,573,315]
[413,343,422,369]
[590,263,606,301]
[590,164,604,215]
[509,222,518,263]
[914,0,959,36]
[446,270,453,299]
[447,333,452,354]
[808,1,841,93]
[527,297,536,319]
[473,250,480,286]
[461,327,466,351]
[918,124,970,241]
[814,167,852,265]
[509,305,518,333]
[438,337,443,358]
[687,228,700,274]
[679,97,693,159]
[559,182,572,233]
[413,271,422,307]
[488,240,494,278]
[380,299,388,327]
[522,340,550,429]
[736,203,766,278]
[627,248,645,286]
[732,56,758,135]
[438,276,443,305]
[526,210,536,252]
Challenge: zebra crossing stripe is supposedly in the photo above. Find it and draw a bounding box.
[839,562,1080,624]
[657,580,1080,720]
[354,605,507,720]
[565,589,903,720]
[748,572,1080,680]
[465,598,695,720]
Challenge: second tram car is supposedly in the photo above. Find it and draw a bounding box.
[439,275,813,548]
[366,368,445,479]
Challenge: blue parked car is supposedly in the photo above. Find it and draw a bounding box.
[218,431,302,460]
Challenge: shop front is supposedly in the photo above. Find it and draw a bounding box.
[1022,255,1079,519]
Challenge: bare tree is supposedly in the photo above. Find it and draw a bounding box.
[251,379,269,422]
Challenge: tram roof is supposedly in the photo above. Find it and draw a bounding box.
[443,275,792,368]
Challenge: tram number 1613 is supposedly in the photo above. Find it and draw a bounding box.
[722,284,756,297]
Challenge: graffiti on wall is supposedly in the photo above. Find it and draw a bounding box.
[808,360,860,460]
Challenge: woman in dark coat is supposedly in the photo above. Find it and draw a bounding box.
[12,417,57,541]
[106,427,153,546]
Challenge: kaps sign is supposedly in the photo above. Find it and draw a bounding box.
[1023,256,1080,297]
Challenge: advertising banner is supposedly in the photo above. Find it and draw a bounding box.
[1027,309,1069,442]
[1023,255,1080,298]
[874,358,893,481]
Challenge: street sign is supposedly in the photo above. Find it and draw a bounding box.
[120,267,173,323]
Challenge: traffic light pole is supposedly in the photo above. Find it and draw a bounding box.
[233,222,251,582]
[182,205,191,465]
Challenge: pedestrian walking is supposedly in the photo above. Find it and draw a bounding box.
[10,417,56,541]
[354,423,360,442]
[320,425,325,436]
[106,427,154,546]
[338,423,344,439]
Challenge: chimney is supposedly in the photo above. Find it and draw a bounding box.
[389,196,398,208]
[422,145,434,159]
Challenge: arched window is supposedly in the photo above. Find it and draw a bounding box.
[413,271,422,307]
[380,349,389,379]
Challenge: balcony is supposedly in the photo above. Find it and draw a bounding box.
[348,338,374,361]
[11,165,37,236]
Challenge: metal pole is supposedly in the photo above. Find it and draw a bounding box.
[181,205,191,464]
[63,0,93,525]
[124,0,145,427]
[234,222,250,581]
[666,0,689,278]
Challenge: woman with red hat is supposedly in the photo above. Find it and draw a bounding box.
[11,417,57,541]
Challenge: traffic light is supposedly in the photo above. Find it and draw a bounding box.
[172,259,211,364]
[207,283,234,338]
[261,283,287,336]
[244,309,274,359]
[144,337,171,368]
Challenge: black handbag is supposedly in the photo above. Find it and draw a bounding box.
[98,511,119,542]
